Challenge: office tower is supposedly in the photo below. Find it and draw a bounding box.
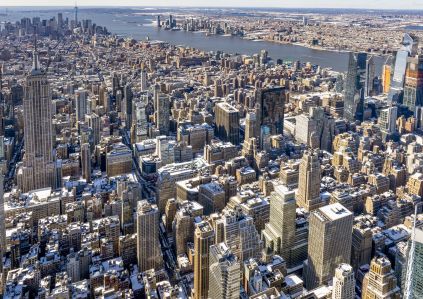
[403,54,423,114]
[156,93,170,135]
[18,46,55,192]
[382,57,394,94]
[332,264,355,299]
[343,52,365,122]
[140,69,147,91]
[405,226,423,298]
[215,102,240,145]
[362,256,401,298]
[0,174,4,274]
[193,221,215,299]
[295,106,335,152]
[81,143,91,183]
[123,83,133,129]
[74,3,78,25]
[156,136,175,166]
[157,15,161,27]
[296,151,322,212]
[214,208,262,262]
[134,98,148,141]
[208,243,240,299]
[262,184,297,268]
[136,201,163,272]
[303,203,353,289]
[244,111,258,142]
[378,106,398,134]
[351,219,373,271]
[255,87,286,135]
[365,56,376,96]
[85,113,100,146]
[57,13,63,28]
[75,87,87,124]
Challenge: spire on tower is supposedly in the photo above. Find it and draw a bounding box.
[31,34,40,73]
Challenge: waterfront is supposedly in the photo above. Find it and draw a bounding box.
[1,7,386,73]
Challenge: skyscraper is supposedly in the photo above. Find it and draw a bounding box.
[18,45,56,192]
[140,69,148,91]
[403,54,423,114]
[332,264,355,299]
[75,87,87,124]
[405,226,423,298]
[136,201,163,272]
[388,33,418,104]
[296,151,322,212]
[365,56,376,97]
[193,221,215,299]
[262,184,297,268]
[155,93,170,136]
[343,52,365,122]
[81,143,91,183]
[303,203,353,289]
[255,87,286,136]
[0,173,5,274]
[208,243,240,299]
[215,102,240,145]
[362,256,401,299]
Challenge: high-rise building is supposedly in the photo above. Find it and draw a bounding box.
[255,87,286,136]
[18,46,56,192]
[140,69,148,91]
[262,184,297,268]
[75,87,87,124]
[136,201,163,272]
[303,203,353,289]
[406,226,423,298]
[215,102,240,145]
[155,93,170,135]
[85,113,101,146]
[332,264,355,299]
[365,56,376,96]
[193,221,215,299]
[382,57,394,94]
[343,52,365,122]
[378,106,398,134]
[0,173,5,274]
[208,243,240,299]
[123,83,133,129]
[296,151,322,212]
[388,33,419,104]
[403,54,423,114]
[362,256,401,299]
[81,143,91,183]
[213,208,262,262]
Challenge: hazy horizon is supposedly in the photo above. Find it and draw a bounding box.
[0,0,423,10]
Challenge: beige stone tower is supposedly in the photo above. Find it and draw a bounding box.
[18,48,55,192]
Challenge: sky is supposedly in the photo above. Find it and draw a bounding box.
[2,0,423,10]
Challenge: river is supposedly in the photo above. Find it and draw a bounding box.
[1,7,386,73]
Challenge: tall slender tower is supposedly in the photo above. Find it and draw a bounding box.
[18,44,55,192]
[332,264,355,299]
[208,243,240,299]
[193,221,215,299]
[74,2,78,25]
[262,184,297,268]
[136,201,163,272]
[297,151,322,212]
[81,143,91,183]
[304,203,353,289]
[0,173,5,274]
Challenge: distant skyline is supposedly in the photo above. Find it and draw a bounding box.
[1,0,423,10]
